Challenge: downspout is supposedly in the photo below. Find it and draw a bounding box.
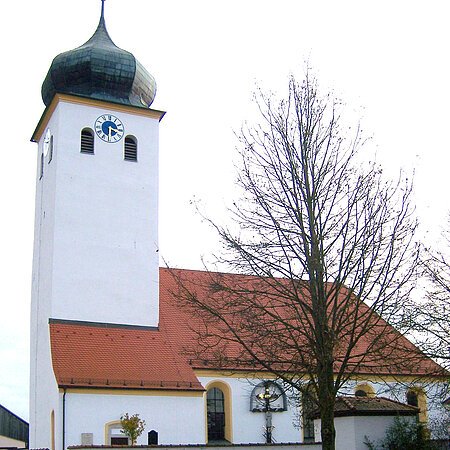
[62,389,67,450]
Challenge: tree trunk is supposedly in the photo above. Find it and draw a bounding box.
[318,359,336,450]
[321,411,336,450]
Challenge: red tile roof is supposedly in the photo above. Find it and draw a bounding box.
[159,268,445,377]
[49,321,203,391]
[49,267,446,391]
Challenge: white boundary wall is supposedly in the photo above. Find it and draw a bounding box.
[67,444,322,450]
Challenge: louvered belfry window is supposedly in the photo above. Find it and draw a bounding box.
[39,153,44,179]
[48,135,54,163]
[124,136,137,161]
[80,128,94,154]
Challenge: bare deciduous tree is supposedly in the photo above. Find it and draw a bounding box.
[414,227,450,368]
[173,72,425,450]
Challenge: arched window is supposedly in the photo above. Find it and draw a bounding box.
[205,381,232,443]
[105,421,130,445]
[406,388,427,422]
[124,135,138,161]
[250,381,287,412]
[207,387,225,441]
[80,128,94,154]
[355,383,375,398]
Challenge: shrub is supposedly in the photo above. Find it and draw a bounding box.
[365,417,437,450]
[120,413,146,446]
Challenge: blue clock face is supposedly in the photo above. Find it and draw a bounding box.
[95,114,124,143]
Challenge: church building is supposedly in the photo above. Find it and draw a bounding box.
[29,3,447,450]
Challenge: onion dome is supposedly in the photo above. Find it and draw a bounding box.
[41,3,156,108]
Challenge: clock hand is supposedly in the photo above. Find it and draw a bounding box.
[109,125,118,136]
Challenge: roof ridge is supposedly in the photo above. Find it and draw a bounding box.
[375,396,419,409]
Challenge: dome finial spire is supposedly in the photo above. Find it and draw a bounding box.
[41,0,157,108]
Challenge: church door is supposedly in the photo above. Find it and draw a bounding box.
[207,387,225,441]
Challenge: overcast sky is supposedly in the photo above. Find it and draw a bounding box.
[0,0,449,421]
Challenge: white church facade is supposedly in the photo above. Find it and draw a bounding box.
[29,3,448,450]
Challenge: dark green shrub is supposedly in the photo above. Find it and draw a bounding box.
[365,417,437,450]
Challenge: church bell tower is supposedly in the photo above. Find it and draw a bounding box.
[30,3,164,446]
[31,1,163,327]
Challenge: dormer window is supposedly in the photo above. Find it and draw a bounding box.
[124,135,137,161]
[406,387,427,422]
[81,128,94,154]
[354,383,375,398]
[407,390,418,407]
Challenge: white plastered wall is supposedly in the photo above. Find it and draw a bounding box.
[61,390,205,446]
[314,415,416,450]
[32,98,160,330]
[30,106,62,449]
